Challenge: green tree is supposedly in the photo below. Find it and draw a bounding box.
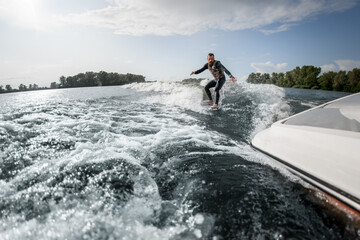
[271,72,278,85]
[74,73,86,87]
[182,78,204,84]
[247,73,258,83]
[285,70,296,87]
[107,72,120,85]
[5,85,12,91]
[50,82,58,89]
[59,71,145,88]
[292,66,302,86]
[85,72,98,86]
[347,68,360,92]
[301,65,321,89]
[246,66,359,93]
[263,73,271,84]
[97,71,109,86]
[318,71,336,90]
[333,71,347,91]
[66,76,76,87]
[277,72,285,86]
[59,76,66,87]
[28,84,38,90]
[248,72,262,84]
[18,84,27,91]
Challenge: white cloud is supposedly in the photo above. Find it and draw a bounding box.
[320,60,360,73]
[335,60,360,71]
[1,0,356,35]
[259,23,297,35]
[250,61,288,73]
[320,64,337,73]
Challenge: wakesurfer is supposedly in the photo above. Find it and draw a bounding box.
[190,53,236,109]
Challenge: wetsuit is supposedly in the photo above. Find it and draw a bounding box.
[194,61,233,105]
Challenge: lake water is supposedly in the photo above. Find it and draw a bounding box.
[0,81,355,239]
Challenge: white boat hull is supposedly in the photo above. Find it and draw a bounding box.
[252,92,360,213]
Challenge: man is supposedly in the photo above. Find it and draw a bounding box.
[191,53,236,109]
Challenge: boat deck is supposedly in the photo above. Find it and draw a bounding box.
[251,93,360,213]
[284,93,360,132]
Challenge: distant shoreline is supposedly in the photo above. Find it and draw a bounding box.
[247,66,360,93]
[0,71,146,95]
[0,87,52,95]
[0,83,139,95]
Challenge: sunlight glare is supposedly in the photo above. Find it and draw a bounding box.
[1,0,45,30]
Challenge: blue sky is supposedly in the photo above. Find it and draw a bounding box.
[1,0,360,88]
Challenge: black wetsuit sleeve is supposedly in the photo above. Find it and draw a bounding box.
[217,61,233,77]
[194,63,208,74]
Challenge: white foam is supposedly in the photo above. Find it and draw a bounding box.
[241,82,291,138]
[199,79,211,87]
[123,81,206,113]
[0,199,187,240]
[194,229,202,238]
[0,121,24,132]
[194,213,205,224]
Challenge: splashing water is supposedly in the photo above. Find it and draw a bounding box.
[0,83,355,239]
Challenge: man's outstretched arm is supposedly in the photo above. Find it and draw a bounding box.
[190,63,208,75]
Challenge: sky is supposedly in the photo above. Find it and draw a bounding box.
[1,0,360,88]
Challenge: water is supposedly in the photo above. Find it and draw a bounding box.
[0,81,356,239]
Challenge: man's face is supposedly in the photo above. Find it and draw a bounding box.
[207,55,215,65]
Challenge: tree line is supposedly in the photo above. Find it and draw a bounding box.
[247,66,360,93]
[181,78,205,84]
[55,71,145,88]
[0,71,145,94]
[0,83,47,94]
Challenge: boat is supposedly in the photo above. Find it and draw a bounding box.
[251,92,360,217]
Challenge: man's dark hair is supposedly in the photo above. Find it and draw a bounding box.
[208,53,214,57]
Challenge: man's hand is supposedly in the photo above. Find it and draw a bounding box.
[231,76,236,83]
[190,71,195,76]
